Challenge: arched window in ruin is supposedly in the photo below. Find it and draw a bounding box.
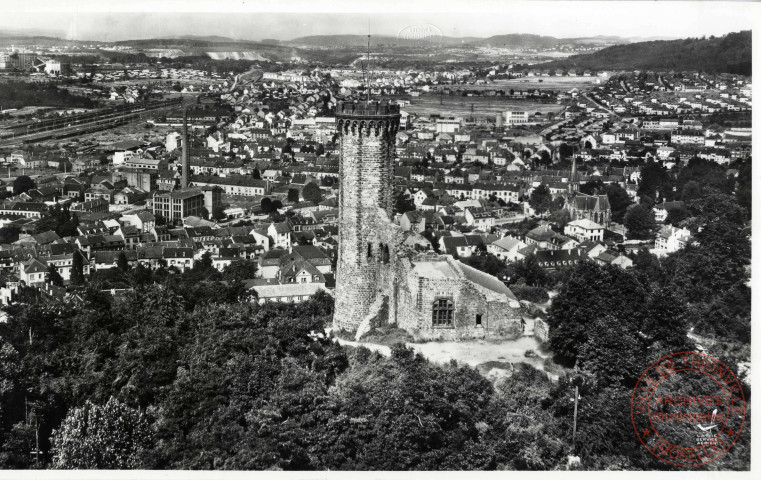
[382,244,390,264]
[367,242,373,259]
[432,298,454,327]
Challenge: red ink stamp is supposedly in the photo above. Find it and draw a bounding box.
[631,351,746,467]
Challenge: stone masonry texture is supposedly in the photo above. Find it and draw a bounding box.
[333,101,522,340]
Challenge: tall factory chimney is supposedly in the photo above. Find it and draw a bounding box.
[181,108,189,189]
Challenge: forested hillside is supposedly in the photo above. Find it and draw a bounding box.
[543,31,751,74]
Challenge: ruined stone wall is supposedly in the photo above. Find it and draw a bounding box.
[534,318,550,343]
[391,255,522,341]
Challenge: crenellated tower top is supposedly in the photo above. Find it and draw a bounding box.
[336,101,401,137]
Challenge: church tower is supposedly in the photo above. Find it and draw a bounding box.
[333,101,401,332]
[568,155,579,194]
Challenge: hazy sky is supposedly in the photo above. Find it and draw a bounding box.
[0,1,756,42]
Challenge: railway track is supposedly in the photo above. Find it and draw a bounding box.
[0,99,183,146]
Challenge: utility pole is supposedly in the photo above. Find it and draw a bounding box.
[34,417,40,468]
[572,384,579,451]
[571,373,583,453]
[366,34,371,102]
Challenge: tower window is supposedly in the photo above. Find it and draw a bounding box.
[432,298,454,327]
[476,314,482,326]
[367,243,373,259]
[382,244,390,264]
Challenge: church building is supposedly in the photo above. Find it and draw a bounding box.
[564,156,612,227]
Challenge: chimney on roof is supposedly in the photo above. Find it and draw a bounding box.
[181,108,189,189]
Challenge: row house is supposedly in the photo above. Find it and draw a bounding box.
[671,129,705,146]
[464,207,497,231]
[0,202,48,219]
[440,234,491,258]
[533,248,590,270]
[525,224,578,251]
[471,183,523,203]
[164,247,195,272]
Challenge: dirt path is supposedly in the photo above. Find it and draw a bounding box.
[333,332,560,382]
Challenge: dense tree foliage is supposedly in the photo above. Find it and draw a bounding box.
[543,31,751,75]
[0,226,21,245]
[260,197,273,214]
[604,184,633,224]
[70,251,85,286]
[636,161,673,203]
[302,183,323,205]
[0,282,578,471]
[12,176,35,195]
[0,243,750,472]
[393,193,416,215]
[50,397,151,469]
[529,184,552,214]
[0,82,95,109]
[623,204,656,239]
[661,190,751,342]
[676,157,734,198]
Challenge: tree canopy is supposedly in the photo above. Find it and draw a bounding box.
[623,204,656,240]
[12,176,35,195]
[302,183,323,205]
[529,184,553,215]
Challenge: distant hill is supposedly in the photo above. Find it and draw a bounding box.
[170,35,244,43]
[287,33,632,49]
[115,38,262,48]
[541,31,751,75]
[0,35,91,47]
[288,35,382,47]
[112,37,299,62]
[466,34,565,48]
[287,34,482,47]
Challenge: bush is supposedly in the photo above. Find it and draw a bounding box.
[510,284,549,303]
[359,326,415,346]
[50,397,152,469]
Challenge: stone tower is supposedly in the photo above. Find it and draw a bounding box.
[333,101,401,332]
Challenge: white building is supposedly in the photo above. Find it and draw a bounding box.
[564,219,604,242]
[487,236,527,262]
[44,60,62,75]
[504,110,528,125]
[653,226,692,256]
[435,117,461,133]
[165,132,181,152]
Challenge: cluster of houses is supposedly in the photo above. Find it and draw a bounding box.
[0,61,748,311]
[0,205,342,306]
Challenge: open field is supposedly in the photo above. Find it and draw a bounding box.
[442,76,601,92]
[402,95,565,118]
[491,76,601,90]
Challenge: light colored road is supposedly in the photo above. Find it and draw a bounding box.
[331,319,560,381]
[582,92,618,120]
